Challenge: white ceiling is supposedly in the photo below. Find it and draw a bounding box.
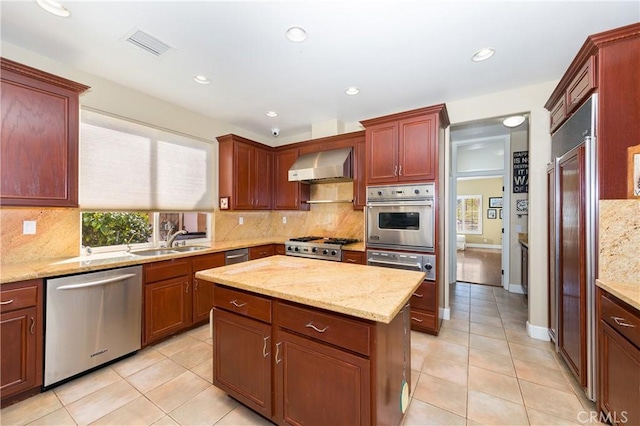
[2,1,638,139]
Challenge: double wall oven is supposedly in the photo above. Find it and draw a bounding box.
[366,183,436,280]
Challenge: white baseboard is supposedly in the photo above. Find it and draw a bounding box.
[526,321,551,341]
[440,306,450,321]
[509,283,525,294]
[465,243,502,250]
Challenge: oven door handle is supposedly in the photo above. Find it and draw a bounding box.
[367,259,423,271]
[367,200,433,208]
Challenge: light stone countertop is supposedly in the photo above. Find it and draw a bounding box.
[196,255,425,324]
[596,279,640,311]
[0,237,367,285]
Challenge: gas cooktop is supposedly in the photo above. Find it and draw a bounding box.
[285,236,359,261]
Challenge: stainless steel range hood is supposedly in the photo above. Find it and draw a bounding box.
[288,147,353,183]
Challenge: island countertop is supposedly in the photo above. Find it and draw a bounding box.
[196,255,426,324]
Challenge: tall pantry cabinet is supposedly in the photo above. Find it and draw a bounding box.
[544,22,640,401]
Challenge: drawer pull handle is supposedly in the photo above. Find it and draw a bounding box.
[30,317,35,335]
[275,342,282,364]
[0,299,14,305]
[263,336,270,358]
[411,317,423,323]
[230,300,247,308]
[612,316,636,328]
[194,279,198,292]
[394,165,398,176]
[185,282,189,294]
[399,165,402,176]
[305,322,328,333]
[412,292,423,298]
[346,259,356,263]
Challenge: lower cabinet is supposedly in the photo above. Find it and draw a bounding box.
[342,250,366,264]
[249,244,276,260]
[0,279,43,406]
[213,308,272,418]
[410,280,439,335]
[520,243,529,296]
[192,252,225,323]
[598,289,639,426]
[212,284,409,426]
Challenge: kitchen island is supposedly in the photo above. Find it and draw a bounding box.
[195,255,425,426]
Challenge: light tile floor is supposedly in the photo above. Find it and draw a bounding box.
[2,283,603,425]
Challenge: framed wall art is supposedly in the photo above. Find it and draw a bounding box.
[488,197,503,208]
[487,209,497,219]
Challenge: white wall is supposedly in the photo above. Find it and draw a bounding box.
[445,80,557,336]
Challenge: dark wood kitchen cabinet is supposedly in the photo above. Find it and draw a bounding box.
[191,252,225,324]
[143,258,192,345]
[0,58,89,207]
[1,279,43,406]
[273,147,310,211]
[409,280,439,335]
[597,288,640,426]
[342,250,365,265]
[218,134,273,210]
[361,105,449,185]
[213,286,273,418]
[249,244,275,260]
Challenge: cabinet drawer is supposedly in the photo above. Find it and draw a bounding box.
[410,281,436,312]
[601,294,640,348]
[275,301,370,356]
[1,282,39,313]
[342,251,365,265]
[410,309,436,331]
[249,245,275,260]
[566,55,596,113]
[145,258,191,283]
[192,252,225,272]
[549,97,566,132]
[214,285,272,323]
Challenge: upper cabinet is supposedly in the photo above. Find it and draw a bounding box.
[361,104,449,185]
[218,135,273,210]
[545,22,640,199]
[273,147,310,211]
[1,58,89,207]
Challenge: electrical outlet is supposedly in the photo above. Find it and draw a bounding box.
[23,220,36,235]
[239,217,244,225]
[282,216,287,224]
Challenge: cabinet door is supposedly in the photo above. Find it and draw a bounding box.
[249,244,275,260]
[0,307,38,397]
[398,114,436,182]
[274,328,370,426]
[557,146,586,386]
[233,142,255,210]
[213,309,272,418]
[192,253,225,323]
[274,148,308,210]
[342,250,365,265]
[253,147,273,210]
[599,322,640,426]
[366,123,398,184]
[144,277,191,345]
[353,139,366,209]
[1,76,78,206]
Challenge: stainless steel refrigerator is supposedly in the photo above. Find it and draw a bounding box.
[549,94,598,401]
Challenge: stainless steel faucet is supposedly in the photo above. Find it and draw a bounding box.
[166,229,188,247]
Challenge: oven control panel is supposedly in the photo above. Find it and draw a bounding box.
[366,250,436,281]
[367,183,434,202]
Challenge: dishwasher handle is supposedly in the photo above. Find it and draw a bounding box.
[56,273,138,290]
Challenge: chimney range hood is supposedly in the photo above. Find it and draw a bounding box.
[288,147,353,183]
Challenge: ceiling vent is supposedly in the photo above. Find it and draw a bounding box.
[124,29,174,57]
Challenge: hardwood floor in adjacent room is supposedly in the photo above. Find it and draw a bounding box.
[456,248,502,287]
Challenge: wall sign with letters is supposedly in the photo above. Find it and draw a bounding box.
[513,151,528,193]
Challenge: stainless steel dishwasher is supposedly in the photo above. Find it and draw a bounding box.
[225,248,248,265]
[44,265,142,387]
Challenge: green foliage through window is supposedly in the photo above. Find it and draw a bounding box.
[82,212,152,247]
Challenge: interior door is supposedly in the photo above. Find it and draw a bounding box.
[557,144,587,386]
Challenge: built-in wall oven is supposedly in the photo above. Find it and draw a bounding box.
[366,183,435,252]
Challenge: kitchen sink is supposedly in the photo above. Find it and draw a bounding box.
[172,246,209,252]
[130,248,179,256]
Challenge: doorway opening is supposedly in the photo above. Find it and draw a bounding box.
[449,114,530,293]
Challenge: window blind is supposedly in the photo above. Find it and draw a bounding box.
[80,109,213,211]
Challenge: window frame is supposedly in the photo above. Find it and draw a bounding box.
[456,194,483,235]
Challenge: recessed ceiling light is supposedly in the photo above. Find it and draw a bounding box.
[36,0,70,17]
[286,27,307,42]
[471,48,495,62]
[193,75,211,85]
[503,115,526,128]
[345,87,360,96]
[266,111,278,117]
